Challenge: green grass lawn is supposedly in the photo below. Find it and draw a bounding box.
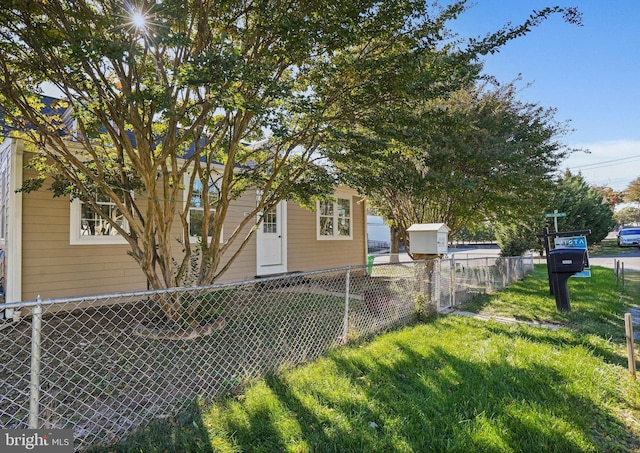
[91,265,640,452]
[590,236,639,257]
[463,265,639,343]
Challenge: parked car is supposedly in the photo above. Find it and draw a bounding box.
[617,225,637,235]
[617,228,640,247]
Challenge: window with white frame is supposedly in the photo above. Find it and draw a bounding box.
[317,195,352,240]
[187,175,220,241]
[70,192,128,245]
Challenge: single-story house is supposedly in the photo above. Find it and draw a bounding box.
[0,137,367,308]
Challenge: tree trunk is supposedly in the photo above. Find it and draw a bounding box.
[390,225,400,263]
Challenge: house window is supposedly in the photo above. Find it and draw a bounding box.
[262,208,278,233]
[187,176,221,241]
[70,192,129,245]
[317,195,352,240]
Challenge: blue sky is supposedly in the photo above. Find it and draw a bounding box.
[448,0,640,191]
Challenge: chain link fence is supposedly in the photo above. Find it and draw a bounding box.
[0,255,533,451]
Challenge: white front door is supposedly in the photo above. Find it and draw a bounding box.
[256,201,287,275]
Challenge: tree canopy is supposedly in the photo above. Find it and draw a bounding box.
[593,185,624,210]
[329,80,574,255]
[495,172,615,255]
[614,206,640,226]
[0,0,581,319]
[547,171,614,244]
[624,177,640,205]
[1,0,452,292]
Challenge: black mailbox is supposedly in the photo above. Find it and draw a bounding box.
[548,248,587,274]
[548,248,587,311]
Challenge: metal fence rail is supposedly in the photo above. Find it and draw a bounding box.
[0,255,533,451]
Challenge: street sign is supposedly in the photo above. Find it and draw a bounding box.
[545,210,567,232]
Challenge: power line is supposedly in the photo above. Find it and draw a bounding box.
[570,154,640,170]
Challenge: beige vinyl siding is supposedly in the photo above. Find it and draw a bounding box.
[18,143,363,300]
[287,192,366,272]
[21,158,258,300]
[21,182,146,301]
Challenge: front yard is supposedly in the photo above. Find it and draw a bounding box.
[95,265,640,452]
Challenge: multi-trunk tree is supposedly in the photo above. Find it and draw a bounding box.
[0,0,449,309]
[0,0,581,319]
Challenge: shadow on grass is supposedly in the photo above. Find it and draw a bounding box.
[322,338,638,452]
[262,373,356,449]
[86,266,640,452]
[483,322,628,368]
[90,317,640,452]
[216,395,290,453]
[195,319,639,452]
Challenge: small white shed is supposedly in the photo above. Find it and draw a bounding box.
[407,223,450,255]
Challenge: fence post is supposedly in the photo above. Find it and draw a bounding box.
[502,259,506,289]
[622,262,625,291]
[625,313,636,379]
[29,297,43,429]
[341,267,350,345]
[450,258,456,308]
[485,257,490,293]
[434,259,441,311]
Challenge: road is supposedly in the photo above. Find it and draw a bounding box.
[373,243,640,272]
[589,251,640,272]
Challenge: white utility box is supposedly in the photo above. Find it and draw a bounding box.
[407,223,450,255]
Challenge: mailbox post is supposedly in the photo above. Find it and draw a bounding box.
[548,248,588,311]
